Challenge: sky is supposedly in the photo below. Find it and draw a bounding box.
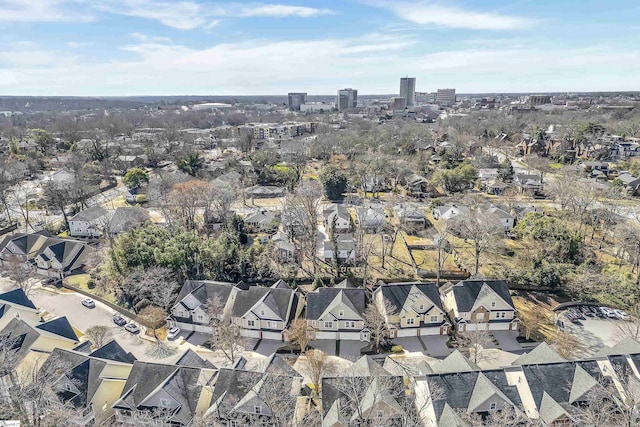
[0,0,639,96]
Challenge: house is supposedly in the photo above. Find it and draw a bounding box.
[394,204,429,228]
[432,205,468,221]
[322,375,414,426]
[513,173,543,193]
[68,206,108,238]
[478,168,499,180]
[41,342,136,426]
[305,285,369,341]
[124,185,148,204]
[245,185,285,199]
[244,209,277,232]
[489,205,516,231]
[356,206,387,231]
[112,361,216,426]
[440,279,518,332]
[580,161,609,177]
[323,204,352,233]
[272,234,297,263]
[402,173,438,198]
[206,368,302,426]
[362,175,389,193]
[109,207,150,235]
[0,233,90,279]
[481,179,510,196]
[616,173,640,195]
[170,280,300,341]
[323,233,356,264]
[281,206,307,237]
[0,288,41,329]
[229,282,300,341]
[374,282,450,337]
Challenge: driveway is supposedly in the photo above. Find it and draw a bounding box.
[30,288,173,362]
[492,331,522,353]
[421,335,451,357]
[254,339,284,356]
[338,340,363,359]
[563,316,625,356]
[392,337,425,353]
[309,340,337,356]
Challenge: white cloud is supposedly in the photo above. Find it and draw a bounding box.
[0,0,93,23]
[240,4,333,18]
[373,1,536,30]
[1,37,638,96]
[92,0,334,30]
[66,41,93,48]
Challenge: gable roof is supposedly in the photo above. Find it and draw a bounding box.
[512,342,566,365]
[231,286,295,321]
[348,355,392,377]
[568,365,598,404]
[36,316,79,342]
[449,279,514,312]
[174,349,215,369]
[256,353,299,377]
[89,340,137,363]
[69,205,108,223]
[175,280,236,311]
[0,287,37,310]
[432,350,479,374]
[538,391,572,425]
[306,287,366,320]
[379,282,444,314]
[467,372,516,412]
[438,402,468,427]
[594,337,640,357]
[109,207,150,234]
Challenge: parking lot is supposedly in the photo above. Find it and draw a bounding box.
[556,305,632,355]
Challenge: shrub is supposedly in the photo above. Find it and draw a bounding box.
[87,279,96,289]
[134,298,151,312]
[391,345,403,353]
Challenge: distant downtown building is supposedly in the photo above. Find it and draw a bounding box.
[336,88,358,111]
[436,88,456,107]
[287,92,307,111]
[528,94,552,107]
[399,77,416,107]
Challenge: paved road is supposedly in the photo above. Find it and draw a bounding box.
[30,288,176,362]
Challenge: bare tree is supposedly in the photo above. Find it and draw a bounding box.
[285,318,316,354]
[363,298,396,354]
[457,320,494,364]
[9,181,33,233]
[207,296,247,364]
[302,349,333,397]
[616,303,640,341]
[433,219,453,286]
[238,371,300,427]
[84,325,113,349]
[6,255,36,296]
[455,204,503,275]
[549,330,586,360]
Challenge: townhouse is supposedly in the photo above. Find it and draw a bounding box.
[305,282,369,341]
[374,282,451,337]
[169,280,299,341]
[440,278,518,332]
[0,288,41,329]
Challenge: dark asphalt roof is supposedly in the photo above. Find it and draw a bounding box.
[380,282,444,312]
[36,316,78,342]
[70,206,107,223]
[0,318,41,363]
[115,362,179,409]
[175,280,235,310]
[0,288,37,310]
[109,207,150,234]
[451,279,514,312]
[89,340,137,363]
[306,287,366,320]
[175,349,215,369]
[231,286,295,320]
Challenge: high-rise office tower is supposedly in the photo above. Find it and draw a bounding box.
[436,88,456,107]
[287,92,307,111]
[336,88,358,111]
[399,77,416,107]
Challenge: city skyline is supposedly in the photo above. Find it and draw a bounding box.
[1,0,639,96]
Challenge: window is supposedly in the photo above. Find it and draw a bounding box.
[160,399,169,407]
[247,320,256,327]
[266,321,275,328]
[491,301,496,308]
[430,315,438,322]
[376,410,384,418]
[345,321,355,328]
[64,383,73,392]
[406,318,415,325]
[339,310,344,316]
[489,402,497,411]
[254,406,262,414]
[324,321,333,329]
[419,304,424,311]
[260,310,265,316]
[197,315,204,322]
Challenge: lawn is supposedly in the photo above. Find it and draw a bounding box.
[65,273,117,304]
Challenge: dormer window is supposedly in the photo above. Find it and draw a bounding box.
[489,402,497,411]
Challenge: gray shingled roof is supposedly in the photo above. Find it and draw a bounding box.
[450,279,514,312]
[89,340,137,363]
[306,287,366,320]
[231,286,295,320]
[36,316,78,342]
[175,280,235,311]
[174,349,215,369]
[109,207,150,234]
[0,288,37,310]
[512,342,566,366]
[380,282,444,313]
[70,205,108,222]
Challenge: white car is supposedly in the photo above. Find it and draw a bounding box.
[600,307,617,318]
[167,327,181,340]
[614,309,630,320]
[81,298,96,308]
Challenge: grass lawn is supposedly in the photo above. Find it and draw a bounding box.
[65,274,117,304]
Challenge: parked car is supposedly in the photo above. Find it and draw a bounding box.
[124,323,140,334]
[166,327,181,340]
[569,309,585,320]
[81,298,95,308]
[580,306,594,317]
[113,315,127,326]
[600,307,618,319]
[614,309,630,320]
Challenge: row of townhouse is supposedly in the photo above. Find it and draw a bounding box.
[231,122,317,140]
[169,277,518,343]
[0,232,90,278]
